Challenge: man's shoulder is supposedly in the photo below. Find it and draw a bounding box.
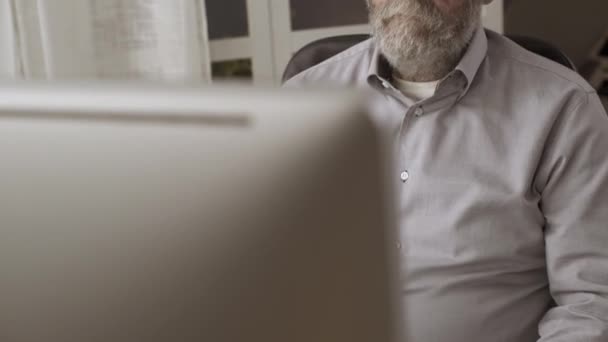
[486,30,594,94]
[284,38,376,87]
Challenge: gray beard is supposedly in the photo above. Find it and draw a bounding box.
[369,0,482,82]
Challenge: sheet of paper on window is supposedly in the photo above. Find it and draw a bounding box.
[8,0,211,81]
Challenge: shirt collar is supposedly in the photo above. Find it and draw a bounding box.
[367,26,488,97]
[367,46,393,87]
[454,26,488,95]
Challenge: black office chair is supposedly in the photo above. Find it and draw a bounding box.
[282,34,576,83]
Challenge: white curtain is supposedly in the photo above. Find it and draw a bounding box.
[0,0,211,81]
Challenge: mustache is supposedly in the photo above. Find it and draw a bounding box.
[370,0,477,33]
[370,0,446,26]
[369,0,442,14]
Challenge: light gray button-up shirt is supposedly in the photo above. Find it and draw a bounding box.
[285,27,608,342]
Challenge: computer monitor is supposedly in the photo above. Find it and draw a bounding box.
[0,82,398,342]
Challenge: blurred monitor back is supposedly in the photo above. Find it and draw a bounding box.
[0,82,398,342]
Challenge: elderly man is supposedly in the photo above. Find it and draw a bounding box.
[285,0,608,341]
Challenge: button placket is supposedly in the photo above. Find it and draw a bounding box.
[398,105,420,185]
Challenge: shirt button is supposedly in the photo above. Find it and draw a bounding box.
[400,170,410,183]
[414,107,424,116]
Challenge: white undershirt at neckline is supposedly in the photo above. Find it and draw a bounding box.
[392,74,441,102]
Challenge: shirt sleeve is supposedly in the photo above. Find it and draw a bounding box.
[536,91,608,341]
